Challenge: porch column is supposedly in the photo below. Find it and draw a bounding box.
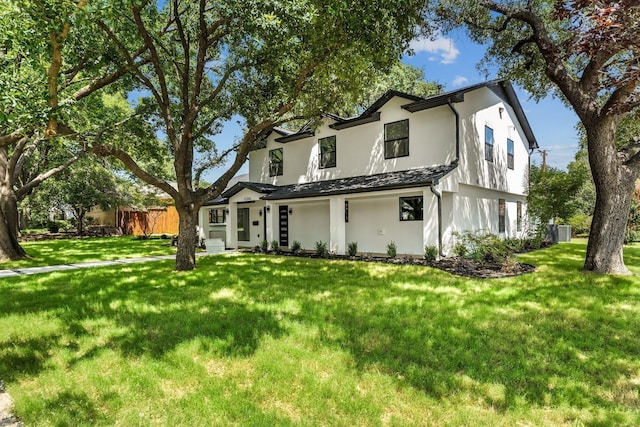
[226,202,238,249]
[329,196,346,255]
[265,202,275,243]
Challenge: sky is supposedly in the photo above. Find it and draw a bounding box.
[203,31,582,183]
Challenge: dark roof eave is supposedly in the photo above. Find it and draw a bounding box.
[329,111,381,130]
[263,180,439,200]
[274,130,314,143]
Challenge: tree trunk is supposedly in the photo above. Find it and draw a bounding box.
[0,185,28,261]
[175,205,198,271]
[584,121,637,274]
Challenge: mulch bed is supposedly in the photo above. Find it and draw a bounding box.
[250,249,536,279]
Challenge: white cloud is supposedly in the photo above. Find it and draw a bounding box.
[452,76,469,87]
[409,36,460,64]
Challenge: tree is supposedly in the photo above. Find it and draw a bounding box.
[435,0,640,274]
[91,0,428,270]
[0,1,145,260]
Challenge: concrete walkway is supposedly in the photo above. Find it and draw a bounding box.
[0,253,223,278]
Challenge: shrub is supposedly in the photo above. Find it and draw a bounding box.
[47,220,71,233]
[424,245,438,262]
[347,241,358,257]
[260,239,269,253]
[454,231,510,263]
[270,240,280,253]
[386,241,397,259]
[453,242,467,258]
[567,214,592,237]
[291,240,302,254]
[314,240,327,257]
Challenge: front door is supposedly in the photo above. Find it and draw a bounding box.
[237,208,250,242]
[279,205,289,247]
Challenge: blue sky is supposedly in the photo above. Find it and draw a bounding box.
[203,31,581,183]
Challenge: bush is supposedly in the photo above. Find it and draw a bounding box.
[47,220,71,233]
[567,214,592,237]
[291,240,302,254]
[453,242,467,258]
[270,240,280,253]
[260,239,269,253]
[453,231,510,263]
[314,240,327,257]
[424,245,438,262]
[386,241,397,259]
[347,241,358,257]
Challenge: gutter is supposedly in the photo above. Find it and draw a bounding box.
[446,101,460,163]
[430,184,443,257]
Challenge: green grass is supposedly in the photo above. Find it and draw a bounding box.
[1,240,640,426]
[1,237,176,270]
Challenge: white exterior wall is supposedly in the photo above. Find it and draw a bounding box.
[287,201,330,250]
[249,97,456,185]
[443,87,530,197]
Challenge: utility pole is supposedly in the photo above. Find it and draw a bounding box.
[538,149,548,173]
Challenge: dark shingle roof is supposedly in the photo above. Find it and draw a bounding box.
[203,181,280,206]
[263,164,457,200]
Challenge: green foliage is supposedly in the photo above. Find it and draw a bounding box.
[567,214,592,237]
[347,241,358,257]
[454,231,511,264]
[424,245,438,262]
[259,239,269,253]
[290,240,302,254]
[453,242,467,258]
[314,240,327,257]
[386,241,397,259]
[269,240,280,253]
[46,220,71,233]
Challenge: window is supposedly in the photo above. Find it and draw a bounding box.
[384,119,409,159]
[507,138,514,170]
[498,199,506,233]
[269,148,283,176]
[485,126,494,162]
[208,208,226,224]
[345,200,349,223]
[237,208,250,241]
[517,201,522,232]
[319,136,336,168]
[400,196,423,221]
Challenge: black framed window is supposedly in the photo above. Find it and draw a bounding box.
[498,199,506,233]
[485,126,494,162]
[237,208,250,241]
[269,148,283,176]
[400,196,423,221]
[319,136,336,169]
[384,119,409,159]
[345,200,349,223]
[517,201,522,232]
[507,138,514,170]
[208,208,226,224]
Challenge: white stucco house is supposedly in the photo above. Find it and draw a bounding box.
[198,79,538,256]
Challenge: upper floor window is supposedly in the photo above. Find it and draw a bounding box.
[507,138,514,169]
[269,148,283,176]
[209,208,226,224]
[319,136,336,169]
[485,126,494,162]
[498,198,506,233]
[400,196,423,221]
[384,119,409,159]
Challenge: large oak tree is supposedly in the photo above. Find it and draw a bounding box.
[435,0,640,274]
[92,0,428,270]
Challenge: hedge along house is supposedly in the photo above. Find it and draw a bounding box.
[199,80,538,256]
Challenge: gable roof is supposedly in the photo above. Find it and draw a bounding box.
[203,181,279,206]
[402,79,538,150]
[262,163,457,200]
[329,90,425,131]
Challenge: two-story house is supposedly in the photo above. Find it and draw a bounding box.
[199,79,538,256]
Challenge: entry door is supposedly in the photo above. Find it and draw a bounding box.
[237,208,250,242]
[279,205,289,247]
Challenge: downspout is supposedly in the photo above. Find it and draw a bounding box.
[446,101,460,164]
[430,183,443,257]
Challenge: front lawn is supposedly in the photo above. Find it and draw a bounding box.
[1,241,639,426]
[0,236,176,270]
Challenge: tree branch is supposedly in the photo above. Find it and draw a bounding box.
[15,152,82,200]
